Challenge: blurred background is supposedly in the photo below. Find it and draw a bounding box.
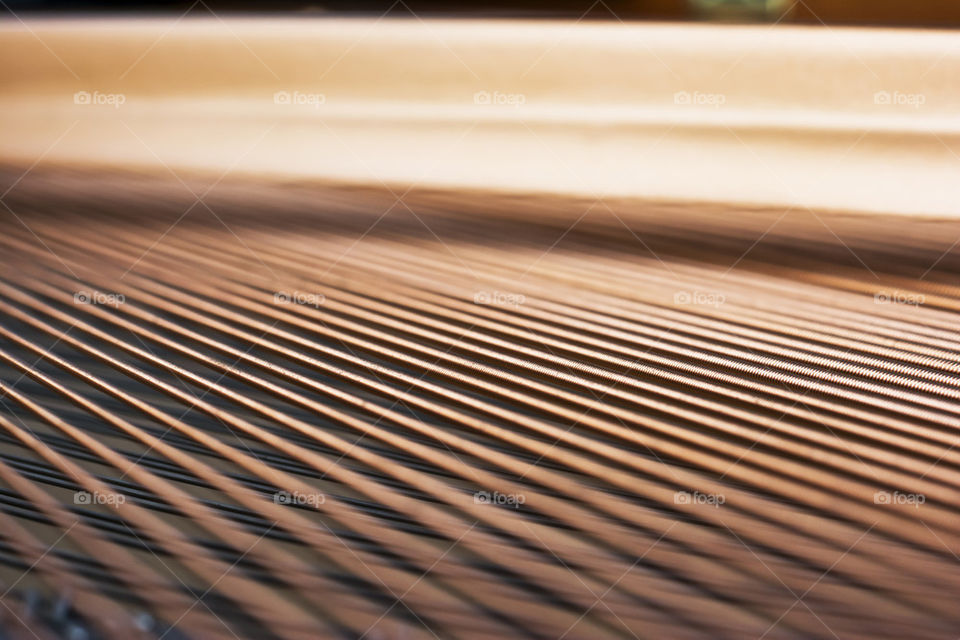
[6,0,960,28]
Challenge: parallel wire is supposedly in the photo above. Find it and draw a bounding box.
[0,202,958,640]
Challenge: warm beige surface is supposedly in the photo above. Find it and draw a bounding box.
[1,17,960,216]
